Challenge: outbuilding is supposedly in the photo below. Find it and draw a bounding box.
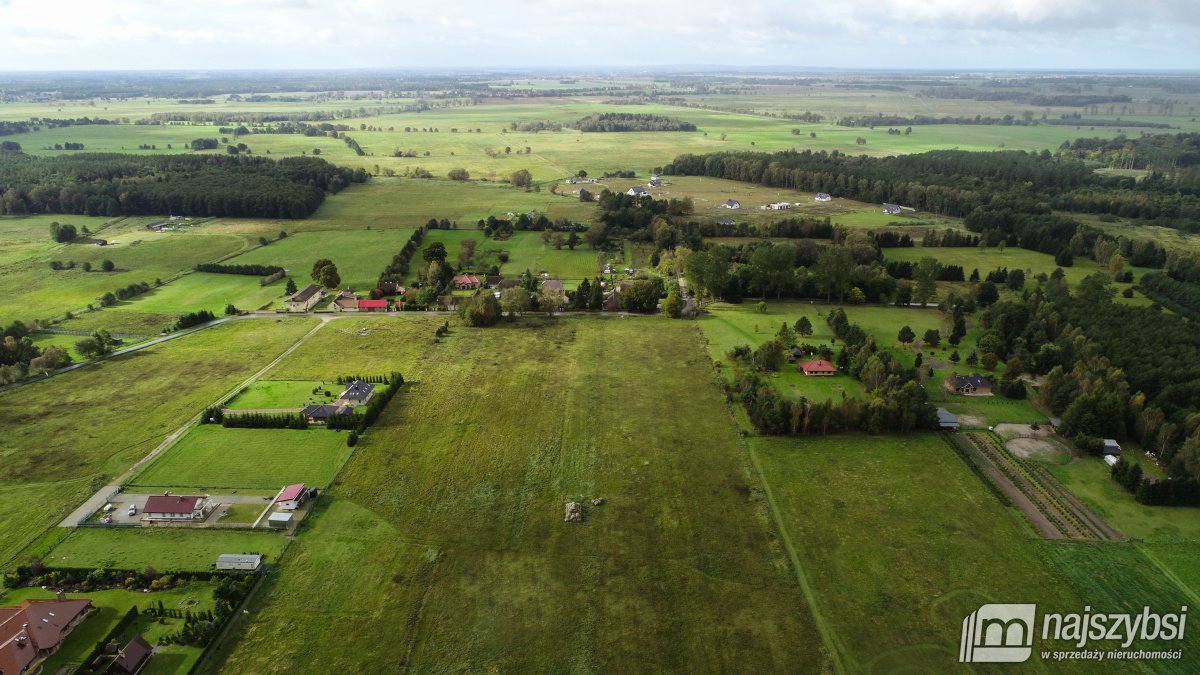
[267,512,293,529]
[273,483,307,511]
[215,554,263,572]
[1103,439,1122,456]
[936,407,959,431]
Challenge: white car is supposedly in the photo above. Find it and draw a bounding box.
[127,505,137,516]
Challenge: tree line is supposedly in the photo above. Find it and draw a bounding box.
[574,112,697,132]
[195,262,284,276]
[0,152,367,218]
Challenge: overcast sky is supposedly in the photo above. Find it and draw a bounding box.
[1,0,1197,71]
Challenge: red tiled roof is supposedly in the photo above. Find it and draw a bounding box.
[275,483,306,503]
[143,495,200,514]
[357,299,387,309]
[453,274,481,286]
[799,359,838,373]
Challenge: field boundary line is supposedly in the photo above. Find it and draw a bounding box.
[56,318,328,527]
[743,438,851,673]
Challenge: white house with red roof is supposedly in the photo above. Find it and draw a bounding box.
[273,483,307,511]
[798,359,838,376]
[142,495,212,521]
[357,299,387,312]
[453,274,482,290]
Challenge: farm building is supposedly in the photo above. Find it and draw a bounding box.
[1103,439,1122,456]
[815,193,832,202]
[339,380,375,404]
[267,512,293,529]
[798,359,838,376]
[215,554,263,572]
[936,408,959,431]
[882,203,902,215]
[286,285,325,312]
[717,217,735,226]
[485,275,504,288]
[301,403,352,424]
[541,279,564,292]
[0,597,94,675]
[107,634,153,674]
[143,495,212,521]
[627,186,649,197]
[722,199,741,209]
[766,202,792,210]
[453,274,482,290]
[332,289,359,312]
[274,483,307,511]
[357,299,387,312]
[648,177,662,187]
[945,374,992,395]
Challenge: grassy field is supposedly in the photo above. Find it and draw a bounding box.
[226,379,338,409]
[225,229,417,292]
[42,527,288,572]
[201,316,824,674]
[0,317,317,567]
[1,583,217,675]
[128,426,355,491]
[1040,453,1200,542]
[116,272,288,315]
[0,230,252,324]
[753,433,1200,673]
[404,229,603,287]
[54,308,181,336]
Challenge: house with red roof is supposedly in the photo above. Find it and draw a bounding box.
[0,597,94,675]
[357,299,387,312]
[798,359,838,376]
[453,274,481,290]
[142,495,212,521]
[273,483,307,511]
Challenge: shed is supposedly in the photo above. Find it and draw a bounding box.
[936,407,958,431]
[267,512,293,529]
[1103,455,1119,467]
[274,483,307,511]
[1103,439,1122,456]
[215,554,263,572]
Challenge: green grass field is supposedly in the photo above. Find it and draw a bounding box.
[114,272,287,314]
[0,317,318,567]
[1,583,217,675]
[405,229,603,287]
[752,433,1200,673]
[0,231,253,324]
[225,229,418,292]
[128,426,355,491]
[43,527,288,572]
[201,316,824,674]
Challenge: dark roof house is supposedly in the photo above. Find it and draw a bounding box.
[339,380,375,403]
[1,598,94,675]
[944,374,993,395]
[301,404,352,423]
[106,634,152,674]
[882,203,902,215]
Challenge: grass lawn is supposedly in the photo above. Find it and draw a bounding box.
[1,583,217,675]
[1039,452,1200,542]
[753,433,1200,672]
[201,316,823,674]
[400,229,604,288]
[119,272,288,315]
[43,527,288,572]
[53,309,181,337]
[224,228,418,292]
[128,426,355,491]
[225,379,341,409]
[220,503,266,524]
[0,317,318,568]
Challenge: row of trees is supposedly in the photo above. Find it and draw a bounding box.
[195,262,283,276]
[575,113,696,132]
[0,153,367,218]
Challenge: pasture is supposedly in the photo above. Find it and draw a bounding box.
[409,229,602,287]
[202,316,824,674]
[225,228,418,292]
[0,230,251,324]
[42,527,288,572]
[119,272,288,315]
[752,433,1200,672]
[0,317,317,567]
[128,426,355,491]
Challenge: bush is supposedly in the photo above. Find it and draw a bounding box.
[347,432,358,447]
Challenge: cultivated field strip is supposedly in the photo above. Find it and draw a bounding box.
[946,432,1121,541]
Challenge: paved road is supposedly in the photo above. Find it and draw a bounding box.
[57,319,330,527]
[58,485,121,528]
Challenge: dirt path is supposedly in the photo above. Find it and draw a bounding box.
[57,320,328,527]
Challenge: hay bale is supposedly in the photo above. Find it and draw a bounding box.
[564,501,582,522]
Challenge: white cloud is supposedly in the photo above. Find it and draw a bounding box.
[0,0,1195,69]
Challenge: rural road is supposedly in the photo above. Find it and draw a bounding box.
[56,319,329,527]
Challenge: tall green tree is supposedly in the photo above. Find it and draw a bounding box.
[813,246,854,303]
[912,256,941,306]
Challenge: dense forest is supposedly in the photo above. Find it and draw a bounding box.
[574,113,696,132]
[0,153,367,218]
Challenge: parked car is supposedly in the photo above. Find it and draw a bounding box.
[127,505,137,516]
